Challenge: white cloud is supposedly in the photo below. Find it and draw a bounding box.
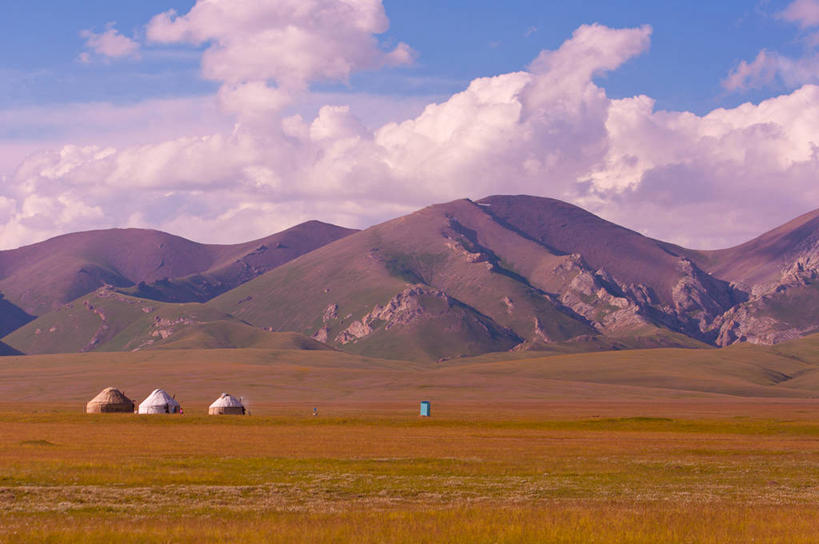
[4,12,819,254]
[780,0,819,27]
[723,49,819,91]
[725,0,819,91]
[0,96,231,176]
[723,50,781,91]
[146,0,414,116]
[217,81,292,121]
[80,23,140,60]
[581,84,819,247]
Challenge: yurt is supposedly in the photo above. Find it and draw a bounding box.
[138,389,181,414]
[208,393,246,415]
[86,387,134,413]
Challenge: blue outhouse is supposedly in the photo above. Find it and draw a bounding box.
[420,401,431,417]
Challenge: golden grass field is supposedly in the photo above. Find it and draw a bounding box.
[2,342,819,542]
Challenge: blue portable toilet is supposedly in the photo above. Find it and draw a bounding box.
[420,401,431,417]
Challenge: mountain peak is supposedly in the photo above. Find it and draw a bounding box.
[4,195,819,360]
[0,221,356,328]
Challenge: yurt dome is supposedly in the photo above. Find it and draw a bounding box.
[138,389,181,414]
[86,387,134,413]
[208,393,246,415]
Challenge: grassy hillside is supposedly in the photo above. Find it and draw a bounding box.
[477,195,715,306]
[119,221,357,303]
[751,283,819,330]
[2,334,819,404]
[0,221,355,320]
[209,198,753,361]
[4,195,819,360]
[151,321,332,351]
[1,288,324,355]
[692,207,819,287]
[210,200,606,361]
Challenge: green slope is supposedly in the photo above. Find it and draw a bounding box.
[754,283,819,331]
[2,289,250,354]
[151,321,332,351]
[209,200,598,361]
[6,196,819,361]
[0,222,355,326]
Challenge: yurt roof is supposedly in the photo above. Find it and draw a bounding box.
[139,388,180,408]
[209,393,244,409]
[89,387,133,405]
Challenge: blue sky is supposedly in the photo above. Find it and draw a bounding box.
[0,0,803,111]
[1,0,819,250]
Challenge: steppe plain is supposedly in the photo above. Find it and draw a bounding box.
[3,338,819,542]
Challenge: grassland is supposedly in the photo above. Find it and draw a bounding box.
[3,334,819,405]
[3,339,819,542]
[3,406,819,542]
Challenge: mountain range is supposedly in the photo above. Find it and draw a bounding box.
[3,195,819,361]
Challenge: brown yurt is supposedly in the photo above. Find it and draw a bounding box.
[86,387,135,413]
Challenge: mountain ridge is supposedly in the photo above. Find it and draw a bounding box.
[0,220,356,335]
[4,195,819,360]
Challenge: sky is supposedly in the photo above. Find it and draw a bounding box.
[1,0,819,250]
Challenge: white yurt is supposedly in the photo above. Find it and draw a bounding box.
[86,387,134,413]
[138,388,181,414]
[208,393,246,415]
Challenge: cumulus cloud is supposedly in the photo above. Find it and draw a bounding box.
[4,10,819,253]
[584,85,819,247]
[146,0,414,116]
[79,23,140,61]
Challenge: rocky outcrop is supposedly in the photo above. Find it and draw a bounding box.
[311,303,339,343]
[531,317,552,343]
[333,285,519,348]
[667,258,736,336]
[443,239,493,269]
[335,286,446,344]
[442,219,496,272]
[711,245,819,346]
[151,316,196,340]
[548,242,819,348]
[777,255,819,289]
[81,298,110,352]
[712,305,800,346]
[547,252,740,342]
[312,327,329,343]
[549,254,651,334]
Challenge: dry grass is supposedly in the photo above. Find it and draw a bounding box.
[6,505,819,543]
[3,342,819,541]
[3,404,819,542]
[3,340,819,408]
